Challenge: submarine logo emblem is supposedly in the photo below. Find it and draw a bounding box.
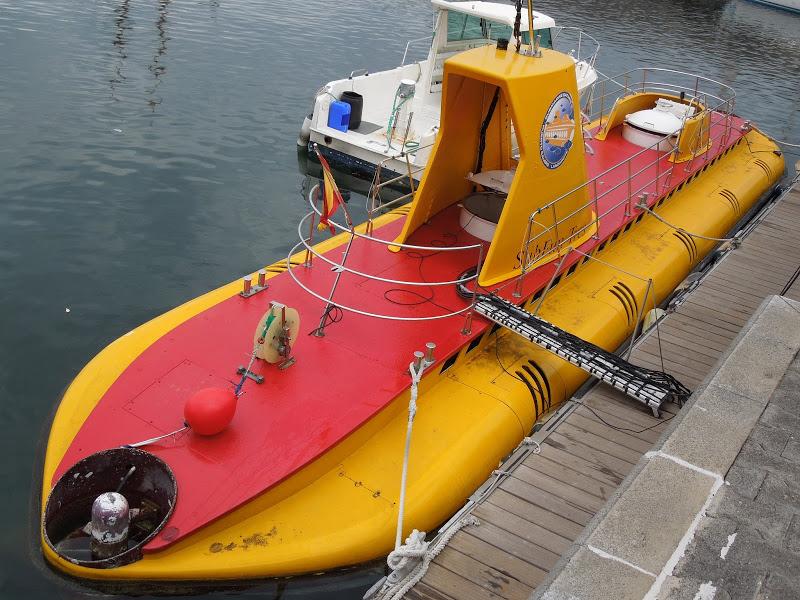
[540,92,576,169]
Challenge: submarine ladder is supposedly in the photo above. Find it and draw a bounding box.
[473,294,690,417]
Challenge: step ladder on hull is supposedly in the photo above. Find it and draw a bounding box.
[473,294,691,417]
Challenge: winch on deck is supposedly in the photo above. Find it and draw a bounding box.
[473,293,691,416]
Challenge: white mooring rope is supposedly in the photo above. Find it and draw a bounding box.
[636,201,741,245]
[394,360,423,550]
[366,355,480,600]
[378,516,480,600]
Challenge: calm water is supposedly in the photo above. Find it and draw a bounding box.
[0,0,798,597]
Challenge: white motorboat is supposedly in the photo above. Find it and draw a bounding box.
[298,0,600,186]
[746,0,800,13]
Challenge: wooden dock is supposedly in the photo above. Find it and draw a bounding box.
[403,182,800,600]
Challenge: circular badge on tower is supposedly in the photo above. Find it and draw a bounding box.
[540,92,576,170]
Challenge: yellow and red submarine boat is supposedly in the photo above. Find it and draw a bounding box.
[41,36,783,584]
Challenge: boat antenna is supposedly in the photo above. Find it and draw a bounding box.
[513,0,522,53]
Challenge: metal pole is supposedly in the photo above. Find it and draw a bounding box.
[599,79,606,128]
[527,0,535,55]
[305,184,321,267]
[514,218,534,298]
[626,160,632,217]
[313,229,356,337]
[401,111,414,155]
[462,245,484,335]
[551,203,560,254]
[532,249,571,317]
[367,163,381,235]
[405,152,417,197]
[655,146,661,194]
[593,179,600,240]
[627,279,652,361]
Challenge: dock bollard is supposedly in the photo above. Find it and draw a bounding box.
[242,276,252,295]
[413,351,425,371]
[257,270,266,288]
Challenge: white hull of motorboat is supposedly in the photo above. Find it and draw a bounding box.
[747,0,800,12]
[301,1,601,184]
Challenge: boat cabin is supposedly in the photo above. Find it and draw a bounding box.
[429,0,556,92]
[303,0,598,182]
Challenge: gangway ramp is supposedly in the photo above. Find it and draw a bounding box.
[473,293,690,417]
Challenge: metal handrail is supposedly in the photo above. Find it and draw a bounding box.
[307,185,473,254]
[518,69,739,275]
[296,213,476,288]
[551,27,600,69]
[401,36,433,66]
[288,185,484,325]
[286,241,476,323]
[588,67,736,126]
[365,141,435,229]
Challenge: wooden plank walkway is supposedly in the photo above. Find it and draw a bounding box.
[405,182,800,600]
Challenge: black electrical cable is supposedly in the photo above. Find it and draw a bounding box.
[475,88,501,177]
[382,236,462,315]
[308,305,344,336]
[567,399,676,434]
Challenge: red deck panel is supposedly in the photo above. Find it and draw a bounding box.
[53,115,746,551]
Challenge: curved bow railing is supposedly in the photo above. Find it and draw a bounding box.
[287,184,483,332]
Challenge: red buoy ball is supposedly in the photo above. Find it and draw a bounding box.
[184,387,237,436]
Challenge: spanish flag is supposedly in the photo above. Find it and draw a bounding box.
[314,148,344,234]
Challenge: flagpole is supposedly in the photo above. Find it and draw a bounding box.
[311,227,356,337]
[310,143,356,337]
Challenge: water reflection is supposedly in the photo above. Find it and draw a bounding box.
[146,0,170,111]
[109,0,172,111]
[110,0,131,98]
[0,0,797,598]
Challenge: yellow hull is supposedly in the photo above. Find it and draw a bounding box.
[41,130,782,581]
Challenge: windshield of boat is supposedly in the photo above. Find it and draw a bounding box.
[446,12,552,48]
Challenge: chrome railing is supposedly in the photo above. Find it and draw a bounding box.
[588,67,736,129]
[287,184,483,330]
[401,36,434,66]
[551,27,600,70]
[365,141,435,231]
[516,68,740,290]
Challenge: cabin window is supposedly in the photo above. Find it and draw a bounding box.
[535,28,552,48]
[446,13,552,48]
[447,12,485,42]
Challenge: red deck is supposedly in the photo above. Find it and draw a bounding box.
[53,117,746,551]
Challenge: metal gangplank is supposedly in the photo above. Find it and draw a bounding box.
[473,294,691,416]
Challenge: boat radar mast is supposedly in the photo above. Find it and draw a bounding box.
[513,0,541,57]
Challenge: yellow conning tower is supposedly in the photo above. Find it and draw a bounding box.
[395,43,596,286]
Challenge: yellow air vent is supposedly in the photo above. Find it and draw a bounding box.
[514,358,552,420]
[672,230,698,263]
[753,158,773,180]
[609,281,639,327]
[718,188,741,216]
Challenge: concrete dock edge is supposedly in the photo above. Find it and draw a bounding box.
[531,295,800,600]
